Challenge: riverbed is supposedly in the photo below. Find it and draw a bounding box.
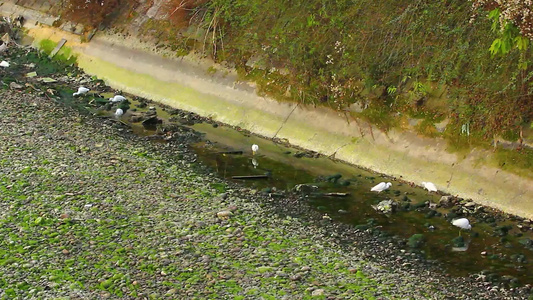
[1,41,532,298]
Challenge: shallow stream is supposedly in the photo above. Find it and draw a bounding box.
[97,94,533,287]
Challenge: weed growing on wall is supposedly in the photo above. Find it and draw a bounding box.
[60,0,533,156]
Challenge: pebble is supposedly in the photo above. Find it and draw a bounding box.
[290,274,302,281]
[217,210,233,219]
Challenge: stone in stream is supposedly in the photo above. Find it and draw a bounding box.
[325,173,342,183]
[372,199,396,214]
[438,195,454,207]
[452,236,465,247]
[407,234,426,249]
[494,225,513,236]
[519,238,533,250]
[142,116,162,128]
[129,114,143,123]
[293,184,318,196]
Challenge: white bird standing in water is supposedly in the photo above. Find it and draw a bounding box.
[110,95,126,103]
[452,218,471,236]
[114,108,124,117]
[370,182,392,193]
[251,144,259,155]
[422,181,438,193]
[73,86,90,96]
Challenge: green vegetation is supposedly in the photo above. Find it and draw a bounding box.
[493,147,533,178]
[38,39,57,54]
[60,0,533,173]
[192,0,531,175]
[188,0,531,136]
[38,39,77,65]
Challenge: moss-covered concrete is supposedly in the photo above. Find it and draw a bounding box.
[19,24,533,219]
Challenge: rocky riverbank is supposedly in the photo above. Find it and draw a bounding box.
[0,45,532,299]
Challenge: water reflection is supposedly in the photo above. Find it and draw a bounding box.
[188,122,533,286]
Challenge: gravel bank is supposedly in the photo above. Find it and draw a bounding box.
[0,63,531,299]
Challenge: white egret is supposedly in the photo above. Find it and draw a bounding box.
[110,95,126,103]
[73,86,90,96]
[370,182,392,193]
[452,218,471,236]
[114,108,124,117]
[422,181,438,193]
[251,144,259,155]
[0,60,9,67]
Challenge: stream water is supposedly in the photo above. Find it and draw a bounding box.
[94,94,533,287]
[189,122,533,285]
[2,45,532,287]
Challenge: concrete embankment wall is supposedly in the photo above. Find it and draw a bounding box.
[1,1,532,219]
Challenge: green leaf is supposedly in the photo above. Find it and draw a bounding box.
[488,9,500,32]
[489,39,501,56]
[501,38,511,54]
[515,36,529,51]
[488,8,500,21]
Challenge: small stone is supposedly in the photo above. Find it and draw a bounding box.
[62,249,69,255]
[481,251,487,256]
[312,289,325,296]
[166,289,177,294]
[290,274,302,281]
[438,196,454,207]
[275,271,288,278]
[9,82,23,90]
[434,118,449,132]
[293,184,319,195]
[217,210,232,219]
